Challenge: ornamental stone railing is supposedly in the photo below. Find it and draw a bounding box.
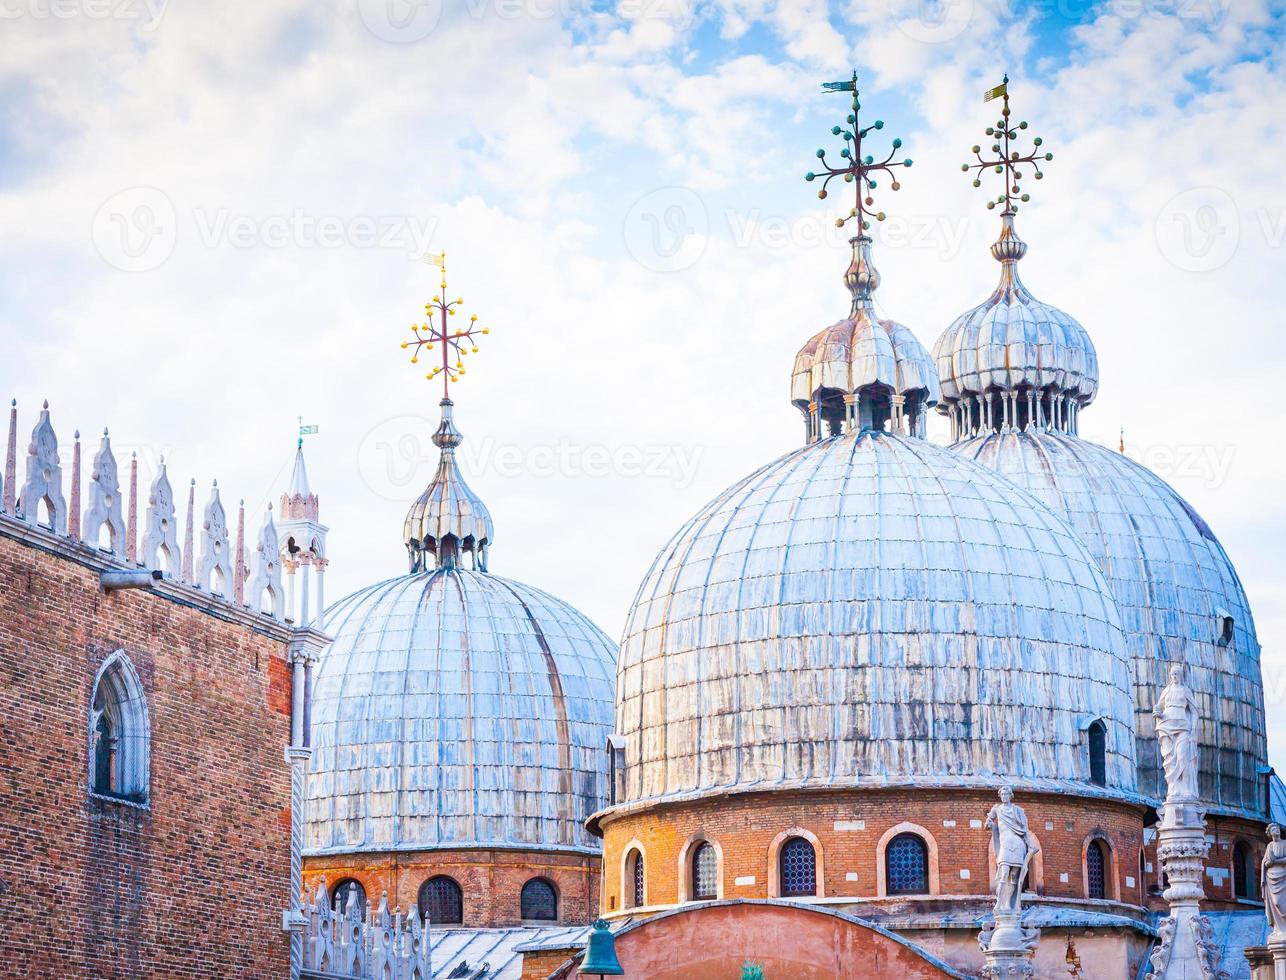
[301,881,432,980]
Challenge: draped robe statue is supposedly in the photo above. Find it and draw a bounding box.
[1265,824,1286,939]
[986,785,1037,915]
[1153,664,1201,803]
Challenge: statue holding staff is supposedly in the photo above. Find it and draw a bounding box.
[986,785,1038,915]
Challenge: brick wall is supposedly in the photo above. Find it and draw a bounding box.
[304,847,600,928]
[598,787,1148,913]
[0,529,294,978]
[1140,812,1269,913]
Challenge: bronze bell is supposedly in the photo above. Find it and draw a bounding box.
[580,918,623,976]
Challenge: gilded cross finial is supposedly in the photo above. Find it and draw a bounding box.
[400,251,492,399]
[961,75,1053,213]
[805,71,913,232]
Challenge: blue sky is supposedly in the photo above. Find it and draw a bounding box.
[0,0,1283,771]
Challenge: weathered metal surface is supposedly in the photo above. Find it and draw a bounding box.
[306,568,617,855]
[954,429,1266,818]
[932,214,1098,434]
[615,429,1139,808]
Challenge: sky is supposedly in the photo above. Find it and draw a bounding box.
[1,0,1283,770]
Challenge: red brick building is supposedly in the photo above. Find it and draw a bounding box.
[0,401,322,979]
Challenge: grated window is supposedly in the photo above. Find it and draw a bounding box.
[520,878,558,921]
[780,837,817,897]
[1087,841,1107,900]
[418,876,463,925]
[630,851,645,908]
[692,842,718,899]
[886,833,928,895]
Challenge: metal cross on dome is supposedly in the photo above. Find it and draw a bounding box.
[961,75,1054,213]
[805,71,913,232]
[401,251,491,398]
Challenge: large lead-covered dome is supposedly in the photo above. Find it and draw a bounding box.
[954,430,1265,816]
[615,428,1139,807]
[306,398,618,856]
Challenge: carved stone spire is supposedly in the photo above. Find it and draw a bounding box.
[3,399,16,514]
[82,428,125,555]
[141,457,181,576]
[181,478,196,584]
[246,504,284,619]
[68,430,82,542]
[197,480,233,596]
[19,401,68,533]
[126,452,138,563]
[234,499,246,604]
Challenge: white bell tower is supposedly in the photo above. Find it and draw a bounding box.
[278,429,327,626]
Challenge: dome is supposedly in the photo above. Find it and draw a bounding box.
[614,429,1139,809]
[954,430,1266,817]
[932,214,1098,440]
[792,236,939,441]
[306,568,618,855]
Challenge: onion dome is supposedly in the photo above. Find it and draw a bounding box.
[792,236,939,441]
[403,398,493,572]
[954,428,1266,816]
[613,428,1138,809]
[932,213,1097,440]
[306,569,617,854]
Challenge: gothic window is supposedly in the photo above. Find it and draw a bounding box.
[886,833,929,895]
[692,842,718,900]
[627,849,645,908]
[779,837,817,897]
[1087,840,1107,900]
[418,876,463,925]
[332,879,366,917]
[89,652,149,804]
[1233,842,1254,899]
[520,878,558,921]
[1087,720,1107,787]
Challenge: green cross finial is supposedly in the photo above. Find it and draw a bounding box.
[805,71,913,232]
[962,75,1053,213]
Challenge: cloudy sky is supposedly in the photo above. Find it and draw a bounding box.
[2,0,1283,767]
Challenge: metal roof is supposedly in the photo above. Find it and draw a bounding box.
[953,428,1266,818]
[615,428,1139,808]
[306,569,617,855]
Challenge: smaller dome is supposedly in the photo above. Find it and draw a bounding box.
[792,236,939,441]
[403,399,493,572]
[933,213,1097,440]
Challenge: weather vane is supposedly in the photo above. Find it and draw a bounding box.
[961,75,1053,213]
[805,71,913,232]
[400,250,491,399]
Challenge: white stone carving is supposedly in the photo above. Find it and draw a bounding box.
[246,506,285,619]
[81,429,126,555]
[1154,663,1201,816]
[1264,824,1286,939]
[980,786,1039,979]
[196,481,233,596]
[302,880,430,980]
[140,458,182,576]
[18,401,67,533]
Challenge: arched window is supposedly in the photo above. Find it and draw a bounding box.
[1087,720,1107,787]
[692,842,718,900]
[1233,842,1254,899]
[626,849,645,908]
[1087,840,1107,900]
[886,833,929,895]
[418,876,463,925]
[779,837,817,897]
[332,879,366,917]
[520,878,558,921]
[89,652,149,803]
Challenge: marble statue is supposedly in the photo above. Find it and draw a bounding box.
[987,785,1038,915]
[1154,664,1201,804]
[1264,824,1286,939]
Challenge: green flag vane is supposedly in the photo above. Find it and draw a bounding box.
[806,71,913,232]
[297,417,318,449]
[961,74,1053,213]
